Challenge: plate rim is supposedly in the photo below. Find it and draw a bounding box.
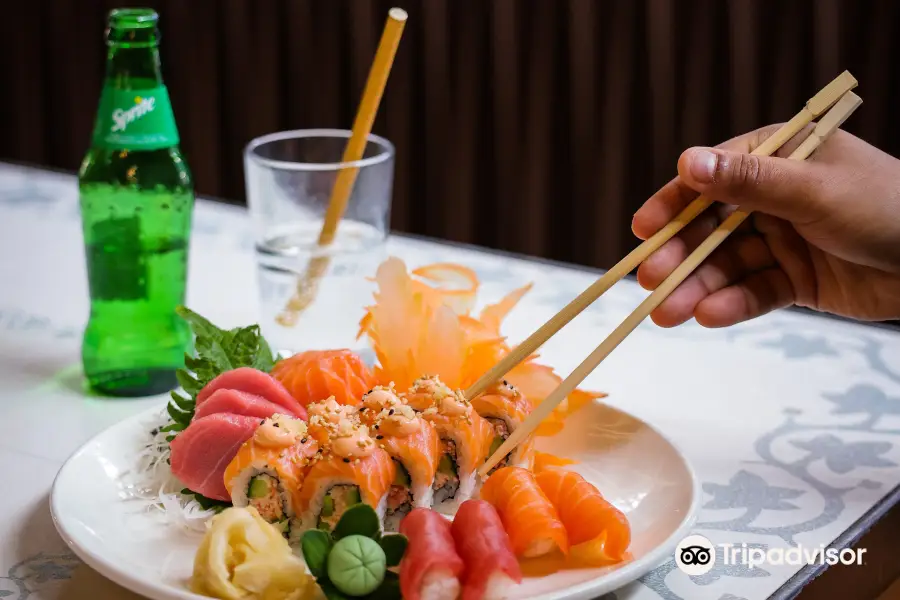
[50,401,702,600]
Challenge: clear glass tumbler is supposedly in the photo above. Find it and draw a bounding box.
[244,129,394,356]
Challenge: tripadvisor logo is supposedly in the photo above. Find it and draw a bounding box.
[111,95,156,133]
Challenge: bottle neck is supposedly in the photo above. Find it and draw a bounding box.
[105,45,164,90]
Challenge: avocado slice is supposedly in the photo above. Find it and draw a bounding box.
[321,495,335,517]
[248,477,269,499]
[488,435,505,457]
[345,487,361,505]
[438,454,457,476]
[393,463,411,487]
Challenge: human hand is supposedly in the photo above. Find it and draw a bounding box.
[631,126,900,327]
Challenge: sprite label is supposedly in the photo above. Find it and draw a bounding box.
[90,85,180,150]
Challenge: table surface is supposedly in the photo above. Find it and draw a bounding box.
[2,160,899,600]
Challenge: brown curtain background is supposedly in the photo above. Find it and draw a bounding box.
[2,0,898,271]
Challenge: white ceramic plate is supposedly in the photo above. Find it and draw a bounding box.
[51,400,700,600]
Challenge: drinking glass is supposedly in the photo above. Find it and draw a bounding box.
[244,129,394,356]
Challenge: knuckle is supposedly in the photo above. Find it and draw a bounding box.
[718,153,762,191]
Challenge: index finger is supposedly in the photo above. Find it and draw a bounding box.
[630,123,813,240]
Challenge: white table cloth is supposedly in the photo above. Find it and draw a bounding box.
[1,161,899,600]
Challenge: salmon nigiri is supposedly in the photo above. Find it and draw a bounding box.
[535,469,631,564]
[479,466,568,558]
[271,349,376,407]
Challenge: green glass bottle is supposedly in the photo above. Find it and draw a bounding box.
[78,7,193,397]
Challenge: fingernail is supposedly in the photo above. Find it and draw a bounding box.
[688,149,718,184]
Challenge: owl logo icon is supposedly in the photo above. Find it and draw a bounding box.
[675,534,716,576]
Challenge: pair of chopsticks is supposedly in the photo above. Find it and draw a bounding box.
[477,72,862,476]
[277,8,408,327]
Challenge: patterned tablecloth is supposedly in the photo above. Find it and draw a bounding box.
[1,161,899,600]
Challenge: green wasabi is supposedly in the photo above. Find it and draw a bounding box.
[327,535,387,596]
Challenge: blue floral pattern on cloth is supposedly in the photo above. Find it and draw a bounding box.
[0,552,80,599]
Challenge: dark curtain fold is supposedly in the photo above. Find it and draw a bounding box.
[2,0,898,270]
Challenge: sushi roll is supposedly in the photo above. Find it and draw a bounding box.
[294,402,396,538]
[470,379,535,473]
[360,386,443,530]
[223,414,318,536]
[406,375,494,514]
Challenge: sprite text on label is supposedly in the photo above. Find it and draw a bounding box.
[91,85,180,151]
[111,95,156,133]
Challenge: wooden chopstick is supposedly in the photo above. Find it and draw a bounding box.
[478,90,863,477]
[463,71,858,401]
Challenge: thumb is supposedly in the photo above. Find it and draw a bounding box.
[678,147,826,222]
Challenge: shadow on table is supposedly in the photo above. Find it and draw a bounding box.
[7,493,144,600]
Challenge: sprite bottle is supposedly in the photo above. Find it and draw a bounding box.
[78,8,193,397]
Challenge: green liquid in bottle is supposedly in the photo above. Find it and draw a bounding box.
[78,8,194,397]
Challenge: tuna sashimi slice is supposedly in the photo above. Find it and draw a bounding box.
[170,413,261,501]
[451,500,522,600]
[196,367,307,420]
[193,389,299,421]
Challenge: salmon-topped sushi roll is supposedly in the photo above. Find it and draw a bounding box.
[360,386,443,530]
[223,414,318,536]
[293,401,396,539]
[470,379,535,473]
[406,375,494,514]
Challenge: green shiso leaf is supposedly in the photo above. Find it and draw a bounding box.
[378,534,408,568]
[301,529,333,579]
[332,504,381,541]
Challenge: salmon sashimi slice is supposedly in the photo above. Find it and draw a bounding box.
[193,389,298,421]
[451,500,522,600]
[357,257,606,436]
[170,413,262,502]
[294,447,396,531]
[360,387,443,510]
[271,349,376,408]
[479,466,569,559]
[399,508,464,600]
[196,367,307,420]
[535,469,631,564]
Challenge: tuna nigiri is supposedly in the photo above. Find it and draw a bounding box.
[196,367,307,420]
[535,469,631,564]
[271,349,376,407]
[170,412,262,501]
[451,500,522,600]
[479,466,568,558]
[399,508,464,600]
[223,415,319,534]
[193,389,300,420]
